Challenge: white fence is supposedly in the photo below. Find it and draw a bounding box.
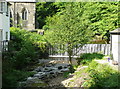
[49,44,111,56]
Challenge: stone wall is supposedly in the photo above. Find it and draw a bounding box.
[9,2,36,30]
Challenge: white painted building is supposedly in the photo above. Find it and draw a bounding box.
[110,28,120,66]
[0,0,10,42]
[0,0,10,53]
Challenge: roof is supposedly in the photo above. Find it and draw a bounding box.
[6,0,36,2]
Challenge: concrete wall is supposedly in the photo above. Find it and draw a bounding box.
[111,34,120,63]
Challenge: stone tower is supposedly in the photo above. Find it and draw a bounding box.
[7,0,36,30]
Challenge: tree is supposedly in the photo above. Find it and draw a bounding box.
[43,2,118,43]
[83,2,118,43]
[45,2,93,64]
[36,2,59,29]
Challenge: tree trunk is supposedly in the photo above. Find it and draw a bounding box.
[69,55,72,65]
[67,42,73,65]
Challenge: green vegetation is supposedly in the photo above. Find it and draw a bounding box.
[2,27,48,88]
[82,61,120,88]
[73,53,120,88]
[31,83,47,87]
[3,2,118,88]
[44,3,92,64]
[76,53,104,65]
[36,2,59,29]
[42,2,118,64]
[63,72,70,78]
[41,2,118,43]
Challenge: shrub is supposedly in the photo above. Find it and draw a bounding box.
[3,27,48,88]
[82,61,120,88]
[76,53,104,65]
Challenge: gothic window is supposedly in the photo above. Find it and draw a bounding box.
[0,2,5,13]
[22,8,28,20]
[6,32,8,40]
[17,13,20,27]
[10,9,13,27]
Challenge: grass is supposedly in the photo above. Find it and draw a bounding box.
[76,53,104,65]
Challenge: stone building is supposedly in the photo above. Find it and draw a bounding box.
[6,0,36,30]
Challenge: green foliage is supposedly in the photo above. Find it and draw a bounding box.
[3,27,48,88]
[45,2,93,64]
[81,2,118,42]
[63,72,70,78]
[43,2,118,43]
[10,27,48,60]
[43,2,118,63]
[89,39,107,44]
[82,61,120,88]
[77,53,104,65]
[36,2,59,29]
[3,69,35,87]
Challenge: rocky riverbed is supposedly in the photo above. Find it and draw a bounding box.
[18,59,71,88]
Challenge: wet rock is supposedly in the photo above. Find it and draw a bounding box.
[46,64,53,67]
[34,74,41,77]
[18,81,26,87]
[27,77,33,81]
[61,68,69,72]
[50,71,55,74]
[38,72,44,74]
[27,77,38,84]
[58,66,62,70]
[52,67,58,70]
[64,66,67,68]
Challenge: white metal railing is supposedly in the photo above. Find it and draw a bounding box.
[49,44,111,57]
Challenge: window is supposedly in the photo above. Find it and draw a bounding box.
[6,32,8,40]
[6,3,9,16]
[17,13,20,27]
[10,9,13,27]
[22,8,28,20]
[0,29,3,41]
[0,2,5,13]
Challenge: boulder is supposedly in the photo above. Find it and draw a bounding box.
[34,74,40,77]
[50,71,54,74]
[58,66,63,70]
[61,68,69,72]
[26,77,38,84]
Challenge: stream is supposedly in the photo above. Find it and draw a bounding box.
[18,58,78,88]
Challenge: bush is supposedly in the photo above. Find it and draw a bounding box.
[9,27,49,68]
[82,61,120,88]
[76,53,104,65]
[3,27,48,88]
[3,69,35,88]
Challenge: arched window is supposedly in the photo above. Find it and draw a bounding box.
[17,13,20,27]
[22,8,28,20]
[10,9,13,27]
